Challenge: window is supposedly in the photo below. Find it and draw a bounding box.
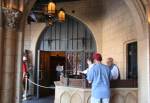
[37,15,96,76]
[126,42,138,80]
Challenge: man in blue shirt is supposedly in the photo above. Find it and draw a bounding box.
[107,57,120,80]
[87,53,112,103]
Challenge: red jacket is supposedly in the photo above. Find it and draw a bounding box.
[22,63,27,73]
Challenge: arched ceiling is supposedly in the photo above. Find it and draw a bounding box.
[36,0,80,3]
[22,0,149,30]
[141,0,149,5]
[25,0,149,12]
[35,0,149,5]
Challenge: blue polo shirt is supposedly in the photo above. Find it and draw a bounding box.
[87,63,111,99]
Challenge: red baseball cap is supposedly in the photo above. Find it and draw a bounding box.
[93,53,102,61]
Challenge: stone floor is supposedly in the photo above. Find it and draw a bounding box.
[23,96,54,103]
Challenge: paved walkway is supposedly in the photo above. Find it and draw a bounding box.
[23,96,54,103]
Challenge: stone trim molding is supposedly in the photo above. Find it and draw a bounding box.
[2,7,22,29]
[55,86,138,103]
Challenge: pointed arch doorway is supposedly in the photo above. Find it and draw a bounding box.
[35,15,97,98]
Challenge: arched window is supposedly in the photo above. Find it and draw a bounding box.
[36,15,96,76]
[36,15,97,97]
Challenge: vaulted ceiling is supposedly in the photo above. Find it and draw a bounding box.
[141,0,149,5]
[34,0,149,7]
[34,0,150,8]
[28,0,150,18]
[35,0,149,4]
[36,0,80,4]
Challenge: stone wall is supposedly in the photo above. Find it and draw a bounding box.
[24,24,32,50]
[0,27,2,88]
[24,23,46,51]
[24,0,137,79]
[0,0,149,103]
[55,86,138,103]
[22,0,150,102]
[101,0,137,79]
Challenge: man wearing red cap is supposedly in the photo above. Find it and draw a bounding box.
[87,53,112,103]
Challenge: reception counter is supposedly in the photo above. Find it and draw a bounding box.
[54,80,138,103]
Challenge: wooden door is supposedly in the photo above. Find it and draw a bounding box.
[37,51,65,97]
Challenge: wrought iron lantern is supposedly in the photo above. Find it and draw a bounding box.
[46,1,66,25]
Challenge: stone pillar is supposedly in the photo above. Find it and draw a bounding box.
[0,27,2,88]
[14,31,24,103]
[0,1,3,90]
[0,7,22,103]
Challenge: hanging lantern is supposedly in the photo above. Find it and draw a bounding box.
[58,9,65,22]
[48,2,56,14]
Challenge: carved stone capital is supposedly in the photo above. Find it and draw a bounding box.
[2,7,22,29]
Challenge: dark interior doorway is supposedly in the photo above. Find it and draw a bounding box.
[126,42,138,80]
[37,51,65,97]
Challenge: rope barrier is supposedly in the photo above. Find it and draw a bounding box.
[27,78,55,89]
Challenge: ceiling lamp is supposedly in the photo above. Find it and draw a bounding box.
[46,1,66,25]
[58,9,65,22]
[48,2,56,14]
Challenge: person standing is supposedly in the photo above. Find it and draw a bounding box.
[107,57,120,80]
[56,64,64,81]
[87,53,112,103]
[80,57,94,74]
[22,56,29,100]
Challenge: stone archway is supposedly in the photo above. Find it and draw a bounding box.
[27,14,97,97]
[20,0,150,103]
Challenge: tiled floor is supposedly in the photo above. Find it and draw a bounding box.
[23,96,54,103]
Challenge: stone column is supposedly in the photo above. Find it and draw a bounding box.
[0,0,3,90]
[0,7,22,103]
[0,27,2,88]
[14,31,24,103]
